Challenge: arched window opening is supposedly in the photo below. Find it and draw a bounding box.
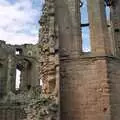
[80,0,91,52]
[15,69,21,90]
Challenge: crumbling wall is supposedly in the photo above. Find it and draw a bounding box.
[38,0,59,94]
[14,44,39,91]
[0,40,40,120]
[23,0,59,119]
[1,0,120,120]
[0,40,15,98]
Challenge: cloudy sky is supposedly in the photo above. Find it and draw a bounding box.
[0,0,109,47]
[0,0,44,45]
[0,0,90,50]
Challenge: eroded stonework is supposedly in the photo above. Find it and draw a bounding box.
[0,0,59,119]
[38,0,59,94]
[0,40,40,120]
[0,0,120,120]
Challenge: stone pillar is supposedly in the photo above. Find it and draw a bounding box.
[87,0,111,56]
[56,0,82,120]
[7,55,16,93]
[20,62,29,91]
[56,0,82,57]
[110,1,120,56]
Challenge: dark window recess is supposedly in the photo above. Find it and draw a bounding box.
[27,85,31,90]
[105,0,114,6]
[114,28,120,32]
[16,48,23,55]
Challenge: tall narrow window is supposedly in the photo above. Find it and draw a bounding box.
[105,5,110,26]
[16,69,21,90]
[105,3,114,54]
[80,0,91,52]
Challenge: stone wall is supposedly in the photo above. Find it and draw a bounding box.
[60,56,111,120]
[56,0,120,120]
[108,57,120,120]
[38,0,59,94]
[0,40,39,120]
[1,0,120,120]
[110,0,120,56]
[0,105,26,120]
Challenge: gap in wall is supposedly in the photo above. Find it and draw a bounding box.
[80,0,91,52]
[16,69,21,90]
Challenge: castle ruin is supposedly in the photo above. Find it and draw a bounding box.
[0,0,120,120]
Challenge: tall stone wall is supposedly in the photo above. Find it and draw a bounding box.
[56,0,120,120]
[60,56,111,120]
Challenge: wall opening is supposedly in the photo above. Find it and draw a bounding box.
[16,69,21,90]
[16,48,23,55]
[80,0,91,52]
[40,78,43,86]
[104,0,114,6]
[105,4,111,26]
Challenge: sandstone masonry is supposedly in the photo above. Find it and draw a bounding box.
[0,0,120,120]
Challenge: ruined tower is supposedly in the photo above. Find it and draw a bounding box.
[55,0,120,120]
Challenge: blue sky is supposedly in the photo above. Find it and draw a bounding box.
[0,0,44,45]
[80,0,90,52]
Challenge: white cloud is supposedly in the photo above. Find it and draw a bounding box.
[0,0,44,45]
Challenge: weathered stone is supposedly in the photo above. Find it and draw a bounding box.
[1,0,120,120]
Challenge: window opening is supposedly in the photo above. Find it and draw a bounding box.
[80,0,91,52]
[40,78,43,86]
[16,69,21,90]
[15,48,23,55]
[105,5,111,26]
[105,0,114,6]
[81,27,91,52]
